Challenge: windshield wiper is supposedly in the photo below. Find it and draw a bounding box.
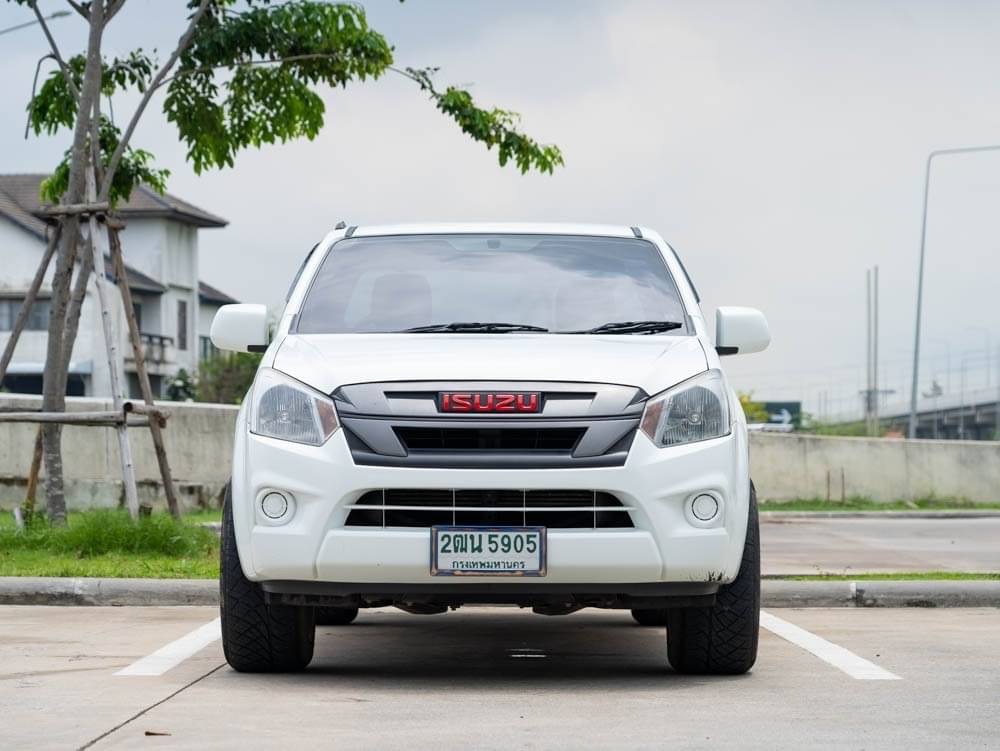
[398,322,550,333]
[560,320,684,335]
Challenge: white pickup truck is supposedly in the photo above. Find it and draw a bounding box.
[210,224,770,674]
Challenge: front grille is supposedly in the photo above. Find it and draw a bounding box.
[335,380,644,469]
[395,427,584,452]
[345,489,634,529]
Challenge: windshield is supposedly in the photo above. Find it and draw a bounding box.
[294,234,689,334]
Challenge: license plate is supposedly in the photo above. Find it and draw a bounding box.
[431,526,547,576]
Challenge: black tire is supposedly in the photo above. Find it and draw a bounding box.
[666,484,760,675]
[315,606,359,626]
[220,483,315,672]
[631,608,669,627]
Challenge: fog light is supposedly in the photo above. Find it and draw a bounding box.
[260,491,289,520]
[691,494,719,522]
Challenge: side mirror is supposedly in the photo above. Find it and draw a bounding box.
[210,304,269,353]
[715,307,770,355]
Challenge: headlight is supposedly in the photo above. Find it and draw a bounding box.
[640,369,731,447]
[249,368,339,446]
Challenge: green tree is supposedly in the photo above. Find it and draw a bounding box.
[12,0,563,524]
[738,392,770,424]
[197,353,262,404]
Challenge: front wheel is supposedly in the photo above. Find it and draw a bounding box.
[666,484,760,675]
[220,483,316,672]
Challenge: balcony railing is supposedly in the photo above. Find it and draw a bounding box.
[126,333,175,365]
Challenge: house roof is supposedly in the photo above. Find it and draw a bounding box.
[0,173,228,229]
[102,257,168,294]
[0,186,49,239]
[0,174,236,302]
[198,281,239,305]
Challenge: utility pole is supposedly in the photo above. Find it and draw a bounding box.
[996,343,1000,440]
[966,327,992,389]
[863,266,881,436]
[873,265,880,433]
[865,269,873,433]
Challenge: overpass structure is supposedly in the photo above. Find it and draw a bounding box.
[879,386,1000,440]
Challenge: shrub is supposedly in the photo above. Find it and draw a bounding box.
[197,352,262,404]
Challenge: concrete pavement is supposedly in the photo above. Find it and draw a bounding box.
[1,605,999,749]
[760,515,1000,574]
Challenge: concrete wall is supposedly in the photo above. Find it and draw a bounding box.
[751,433,1000,503]
[0,393,238,511]
[2,392,999,510]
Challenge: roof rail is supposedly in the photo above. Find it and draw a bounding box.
[345,225,357,238]
[630,226,642,238]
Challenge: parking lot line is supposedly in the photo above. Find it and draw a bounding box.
[114,618,221,677]
[759,610,901,680]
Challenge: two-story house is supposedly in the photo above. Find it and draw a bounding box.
[0,174,237,398]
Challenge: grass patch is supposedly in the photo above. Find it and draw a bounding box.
[183,508,222,524]
[0,509,219,579]
[0,550,218,578]
[759,496,1000,512]
[767,572,1000,581]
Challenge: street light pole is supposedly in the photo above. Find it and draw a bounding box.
[908,144,1000,438]
[0,9,70,36]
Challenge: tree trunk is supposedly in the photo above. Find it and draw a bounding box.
[40,223,79,526]
[59,231,94,394]
[40,0,106,526]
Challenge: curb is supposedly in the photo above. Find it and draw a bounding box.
[0,577,217,606]
[762,580,1000,608]
[1,577,999,608]
[761,510,1000,520]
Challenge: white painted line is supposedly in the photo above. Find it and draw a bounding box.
[508,648,547,659]
[759,610,901,681]
[115,619,221,677]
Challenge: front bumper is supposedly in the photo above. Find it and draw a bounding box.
[231,417,751,588]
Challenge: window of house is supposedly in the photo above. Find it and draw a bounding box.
[177,300,188,350]
[0,298,51,331]
[132,302,143,332]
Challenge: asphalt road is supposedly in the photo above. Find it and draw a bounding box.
[760,515,1000,574]
[2,605,999,749]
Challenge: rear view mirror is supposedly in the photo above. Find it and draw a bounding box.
[211,304,269,353]
[715,307,770,355]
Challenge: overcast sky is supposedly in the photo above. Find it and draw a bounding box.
[2,0,999,417]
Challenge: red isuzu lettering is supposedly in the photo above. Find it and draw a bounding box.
[440,392,541,413]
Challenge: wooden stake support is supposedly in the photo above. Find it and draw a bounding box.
[39,201,111,217]
[84,166,140,518]
[0,163,184,520]
[0,226,60,378]
[0,411,154,427]
[109,227,182,519]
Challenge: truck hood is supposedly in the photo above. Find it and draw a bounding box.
[272,334,708,395]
